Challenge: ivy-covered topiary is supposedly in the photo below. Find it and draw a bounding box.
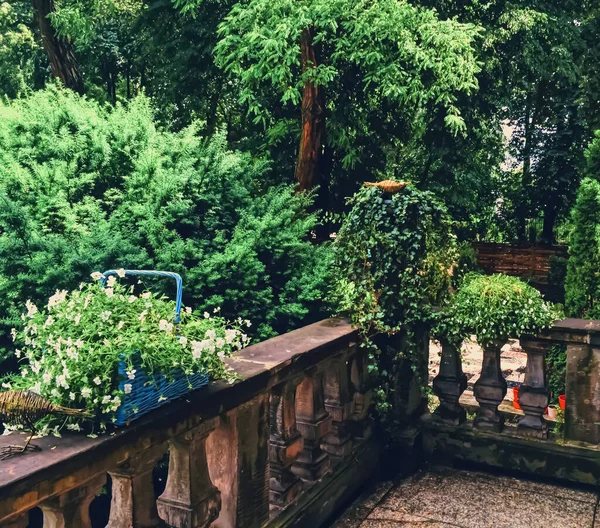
[443,273,558,348]
[332,184,456,421]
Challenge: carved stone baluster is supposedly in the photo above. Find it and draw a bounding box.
[40,473,106,528]
[517,337,550,439]
[107,443,168,528]
[292,368,332,483]
[432,339,467,424]
[269,378,304,512]
[322,354,354,462]
[349,347,373,440]
[157,419,221,528]
[473,340,507,432]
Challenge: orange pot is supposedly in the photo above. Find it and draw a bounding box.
[558,394,566,410]
[513,386,521,410]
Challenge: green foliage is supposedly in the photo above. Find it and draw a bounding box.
[0,86,332,364]
[332,184,455,418]
[548,255,568,288]
[565,177,600,318]
[443,273,557,348]
[545,344,566,403]
[5,275,245,435]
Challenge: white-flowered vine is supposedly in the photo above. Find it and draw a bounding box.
[2,270,250,437]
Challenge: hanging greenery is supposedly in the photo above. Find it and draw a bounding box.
[331,183,456,425]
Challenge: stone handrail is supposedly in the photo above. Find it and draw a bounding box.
[0,318,376,527]
[432,318,600,444]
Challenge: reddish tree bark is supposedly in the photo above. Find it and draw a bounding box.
[295,28,325,192]
[32,0,84,94]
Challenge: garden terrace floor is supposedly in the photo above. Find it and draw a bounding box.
[331,465,600,528]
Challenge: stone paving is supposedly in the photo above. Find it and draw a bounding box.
[330,466,600,528]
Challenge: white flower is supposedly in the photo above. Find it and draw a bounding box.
[100,311,112,322]
[84,295,91,309]
[21,368,28,377]
[91,272,104,281]
[185,306,192,314]
[30,382,41,394]
[213,306,220,313]
[244,319,252,327]
[47,289,67,309]
[42,372,52,383]
[10,328,16,342]
[75,339,84,349]
[50,389,60,398]
[179,336,188,347]
[138,310,148,322]
[124,383,132,394]
[159,319,173,332]
[218,351,226,360]
[79,282,85,290]
[31,361,41,374]
[25,300,38,318]
[93,376,102,385]
[141,292,151,299]
[14,348,21,359]
[1,382,11,389]
[105,288,115,298]
[216,338,225,348]
[203,312,210,319]
[116,268,126,278]
[55,374,69,390]
[126,369,136,380]
[118,321,125,330]
[205,329,216,340]
[107,275,117,288]
[44,315,55,328]
[67,423,81,431]
[81,388,92,398]
[128,295,137,304]
[102,395,112,404]
[225,329,237,344]
[74,314,82,326]
[69,392,76,401]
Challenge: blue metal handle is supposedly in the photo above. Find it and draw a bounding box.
[101,270,183,324]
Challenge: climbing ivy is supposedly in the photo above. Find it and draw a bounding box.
[332,184,456,423]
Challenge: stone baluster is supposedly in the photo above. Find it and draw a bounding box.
[157,419,221,528]
[473,339,507,432]
[349,347,373,440]
[322,353,354,462]
[517,337,550,439]
[107,443,168,528]
[269,378,304,512]
[40,473,106,528]
[292,368,332,483]
[432,339,467,424]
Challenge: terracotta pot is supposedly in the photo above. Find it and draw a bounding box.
[512,386,521,410]
[558,394,566,410]
[547,404,557,420]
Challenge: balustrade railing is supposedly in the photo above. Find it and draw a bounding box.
[431,318,600,444]
[0,318,377,528]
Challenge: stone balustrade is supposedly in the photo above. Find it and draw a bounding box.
[0,318,379,528]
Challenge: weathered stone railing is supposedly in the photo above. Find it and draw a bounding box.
[0,318,379,527]
[428,318,600,485]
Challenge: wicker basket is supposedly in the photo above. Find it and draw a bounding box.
[101,270,210,426]
[364,180,408,193]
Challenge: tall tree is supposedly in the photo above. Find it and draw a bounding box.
[32,0,84,93]
[207,0,481,201]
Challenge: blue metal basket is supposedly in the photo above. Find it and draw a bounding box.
[101,270,210,426]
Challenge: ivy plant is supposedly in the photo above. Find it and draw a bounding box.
[332,184,456,420]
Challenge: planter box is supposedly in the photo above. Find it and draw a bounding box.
[113,361,209,426]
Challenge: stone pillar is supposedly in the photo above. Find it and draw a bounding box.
[349,347,373,439]
[565,343,600,443]
[269,378,304,512]
[107,443,167,528]
[322,354,354,462]
[40,473,105,528]
[432,340,467,425]
[473,340,507,432]
[207,394,270,528]
[517,337,550,439]
[292,368,332,483]
[157,420,221,528]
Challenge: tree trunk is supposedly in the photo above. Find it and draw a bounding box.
[541,202,557,244]
[295,28,325,192]
[32,0,84,94]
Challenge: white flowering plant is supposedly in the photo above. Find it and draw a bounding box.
[3,270,250,436]
[438,273,561,349]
